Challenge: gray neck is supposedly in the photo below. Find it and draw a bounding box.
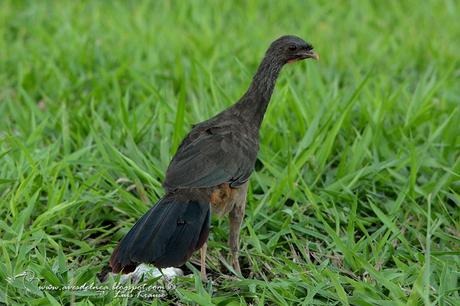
[234,55,283,127]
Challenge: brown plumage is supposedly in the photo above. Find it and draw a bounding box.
[110,35,318,280]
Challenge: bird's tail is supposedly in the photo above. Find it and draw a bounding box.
[110,192,210,274]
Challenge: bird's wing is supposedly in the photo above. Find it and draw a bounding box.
[163,127,256,190]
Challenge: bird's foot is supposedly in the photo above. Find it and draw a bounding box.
[201,270,208,282]
[231,255,243,278]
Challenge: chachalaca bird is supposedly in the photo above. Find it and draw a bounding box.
[110,35,318,280]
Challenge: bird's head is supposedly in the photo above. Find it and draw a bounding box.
[267,35,319,64]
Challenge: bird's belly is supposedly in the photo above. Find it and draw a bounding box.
[209,182,247,217]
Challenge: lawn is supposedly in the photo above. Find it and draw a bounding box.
[1,0,459,305]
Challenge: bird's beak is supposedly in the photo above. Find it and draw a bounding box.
[304,50,319,60]
[288,50,320,64]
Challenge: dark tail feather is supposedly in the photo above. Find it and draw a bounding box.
[110,193,210,274]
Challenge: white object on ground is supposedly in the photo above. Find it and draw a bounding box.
[114,264,183,283]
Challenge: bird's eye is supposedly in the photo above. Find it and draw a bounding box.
[288,45,297,51]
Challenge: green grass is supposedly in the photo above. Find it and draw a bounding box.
[1,0,459,305]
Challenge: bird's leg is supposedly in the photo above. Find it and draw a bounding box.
[200,242,208,282]
[229,208,244,275]
[228,185,247,276]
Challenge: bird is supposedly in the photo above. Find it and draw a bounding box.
[110,35,318,281]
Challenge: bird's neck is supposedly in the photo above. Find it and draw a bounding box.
[235,56,283,127]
